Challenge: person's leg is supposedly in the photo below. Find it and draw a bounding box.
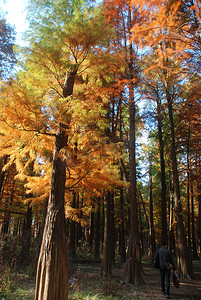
[160,270,165,294]
[165,270,171,297]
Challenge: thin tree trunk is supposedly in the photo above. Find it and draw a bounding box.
[127,101,144,284]
[37,197,48,260]
[1,199,10,238]
[198,184,201,254]
[119,187,126,263]
[35,122,68,300]
[89,210,94,249]
[126,7,144,285]
[169,180,176,254]
[94,198,100,261]
[119,98,126,264]
[76,194,84,247]
[191,184,198,259]
[187,124,192,251]
[0,156,8,196]
[138,200,144,254]
[167,90,193,278]
[101,192,112,277]
[1,175,15,238]
[69,191,76,259]
[111,192,115,264]
[101,200,105,247]
[156,94,168,242]
[20,200,32,267]
[148,162,156,257]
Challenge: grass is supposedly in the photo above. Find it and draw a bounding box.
[0,263,35,300]
[1,259,200,299]
[0,260,152,300]
[67,262,150,300]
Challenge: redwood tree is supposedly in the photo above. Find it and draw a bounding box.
[35,122,69,300]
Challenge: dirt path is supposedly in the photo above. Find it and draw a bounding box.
[75,260,201,299]
[12,260,201,299]
[142,261,201,299]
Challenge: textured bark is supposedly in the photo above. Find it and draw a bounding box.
[1,202,10,237]
[119,99,126,264]
[35,123,68,300]
[191,185,198,259]
[111,193,115,264]
[63,67,78,98]
[127,101,144,285]
[69,192,76,259]
[167,90,193,278]
[20,201,32,266]
[119,187,126,263]
[148,163,156,257]
[0,156,8,195]
[101,192,112,277]
[168,171,176,254]
[36,198,48,260]
[89,210,94,248]
[94,198,100,261]
[156,95,168,242]
[198,184,201,254]
[126,7,144,283]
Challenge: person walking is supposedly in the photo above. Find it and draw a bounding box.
[158,241,176,298]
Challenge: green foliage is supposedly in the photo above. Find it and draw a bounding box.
[0,263,34,300]
[0,263,13,296]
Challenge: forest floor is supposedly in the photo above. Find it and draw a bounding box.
[3,259,201,299]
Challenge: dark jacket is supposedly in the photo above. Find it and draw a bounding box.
[158,246,175,270]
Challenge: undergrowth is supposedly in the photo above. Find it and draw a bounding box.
[0,261,35,300]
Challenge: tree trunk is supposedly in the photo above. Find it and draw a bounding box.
[111,192,115,264]
[119,101,126,264]
[76,194,84,248]
[126,6,144,284]
[138,200,144,254]
[20,201,32,267]
[0,156,8,196]
[1,200,10,238]
[69,191,76,259]
[63,66,78,98]
[156,94,168,242]
[34,122,68,300]
[119,187,126,263]
[148,162,156,257]
[126,101,144,284]
[1,175,15,238]
[186,123,192,251]
[94,198,100,260]
[198,184,201,254]
[101,192,112,277]
[167,90,193,278]
[168,174,176,254]
[191,184,198,259]
[89,210,94,249]
[36,198,48,260]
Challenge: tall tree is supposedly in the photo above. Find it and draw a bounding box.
[148,156,156,257]
[1,1,123,298]
[101,192,112,276]
[141,66,169,244]
[131,0,196,278]
[35,121,69,300]
[103,0,144,284]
